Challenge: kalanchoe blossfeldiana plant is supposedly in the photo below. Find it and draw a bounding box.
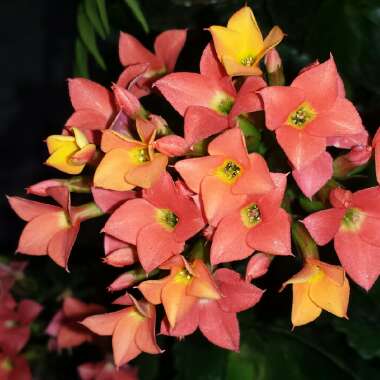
[7,3,380,371]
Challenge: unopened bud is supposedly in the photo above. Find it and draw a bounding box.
[264,48,285,86]
[103,246,137,267]
[246,253,272,281]
[154,135,189,157]
[107,269,146,292]
[112,84,148,120]
[329,187,352,209]
[333,145,372,179]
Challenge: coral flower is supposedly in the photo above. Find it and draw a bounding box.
[210,173,291,264]
[78,360,138,380]
[8,186,103,269]
[0,299,42,354]
[46,297,104,350]
[138,258,220,328]
[175,128,274,226]
[103,173,205,272]
[282,258,349,327]
[260,57,365,170]
[45,128,96,174]
[372,127,380,184]
[209,6,284,76]
[160,268,263,351]
[0,353,32,380]
[303,187,380,290]
[118,29,187,97]
[81,300,161,367]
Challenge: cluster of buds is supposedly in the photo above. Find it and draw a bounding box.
[7,5,380,369]
[0,261,42,380]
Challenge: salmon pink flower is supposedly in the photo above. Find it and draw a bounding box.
[117,30,187,97]
[66,78,116,131]
[260,57,366,170]
[0,299,42,354]
[210,173,291,264]
[372,127,380,184]
[46,296,104,350]
[81,300,161,367]
[303,187,380,290]
[78,360,138,380]
[209,6,284,76]
[175,128,274,226]
[8,186,103,269]
[103,173,205,272]
[45,128,96,175]
[282,258,349,327]
[160,268,263,351]
[0,353,31,380]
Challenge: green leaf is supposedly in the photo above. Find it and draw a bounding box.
[77,2,106,70]
[84,0,107,39]
[73,38,89,78]
[123,0,149,33]
[96,0,110,34]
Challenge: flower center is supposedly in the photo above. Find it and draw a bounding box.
[1,358,13,372]
[3,320,17,329]
[174,269,193,284]
[241,203,262,228]
[308,266,325,284]
[211,92,235,115]
[129,147,150,164]
[215,160,243,184]
[341,207,365,232]
[287,102,316,129]
[156,208,179,231]
[241,55,255,66]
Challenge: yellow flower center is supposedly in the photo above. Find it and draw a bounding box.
[210,92,235,115]
[287,102,316,129]
[215,160,243,184]
[240,54,255,66]
[1,358,13,372]
[241,203,262,228]
[128,147,150,164]
[174,269,193,284]
[308,267,325,284]
[341,208,365,232]
[155,208,179,231]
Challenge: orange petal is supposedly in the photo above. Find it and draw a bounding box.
[187,260,220,300]
[138,276,171,305]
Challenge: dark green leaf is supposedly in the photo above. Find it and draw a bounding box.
[123,0,149,33]
[73,37,89,78]
[84,0,107,39]
[96,0,110,34]
[77,3,106,70]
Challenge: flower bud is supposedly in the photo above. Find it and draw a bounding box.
[107,269,146,292]
[329,188,352,209]
[154,135,189,157]
[246,253,272,281]
[264,48,285,86]
[333,145,372,179]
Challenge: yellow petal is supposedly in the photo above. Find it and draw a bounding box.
[222,55,263,76]
[46,135,76,154]
[45,142,84,175]
[255,25,285,63]
[209,26,244,61]
[291,283,322,327]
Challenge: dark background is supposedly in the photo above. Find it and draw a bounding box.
[2,1,380,379]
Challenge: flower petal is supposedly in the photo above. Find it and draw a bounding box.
[199,43,226,79]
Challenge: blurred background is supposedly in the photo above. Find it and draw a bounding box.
[1,0,380,379]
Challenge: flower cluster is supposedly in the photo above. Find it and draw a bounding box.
[0,261,42,380]
[7,5,380,368]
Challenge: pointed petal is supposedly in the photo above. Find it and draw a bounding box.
[81,309,129,336]
[199,43,226,79]
[154,29,187,72]
[187,260,220,300]
[155,135,189,157]
[303,208,345,246]
[63,297,103,319]
[276,126,326,170]
[92,187,136,214]
[7,196,60,222]
[17,300,42,324]
[113,85,143,118]
[66,109,109,130]
[135,308,161,354]
[199,301,240,351]
[160,303,199,337]
[246,253,272,281]
[68,78,114,117]
[116,63,150,89]
[359,215,380,247]
[46,186,70,211]
[335,230,380,291]
[352,187,380,217]
[255,26,285,62]
[138,277,170,305]
[103,198,156,244]
[246,209,291,255]
[292,152,333,198]
[291,57,338,112]
[57,325,91,348]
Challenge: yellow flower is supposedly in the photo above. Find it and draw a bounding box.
[209,6,284,76]
[282,258,350,327]
[45,128,96,174]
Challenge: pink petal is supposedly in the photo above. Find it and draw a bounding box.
[335,230,380,291]
[7,196,60,222]
[208,128,249,166]
[246,253,272,281]
[258,172,288,216]
[327,130,369,149]
[291,57,338,112]
[352,187,380,217]
[65,109,109,130]
[17,300,42,324]
[199,43,226,79]
[46,186,70,211]
[210,212,252,265]
[108,271,138,292]
[137,224,184,272]
[119,32,161,68]
[232,153,274,195]
[112,85,142,118]
[154,29,187,72]
[0,326,30,354]
[17,212,66,256]
[104,235,128,256]
[116,63,150,89]
[92,187,136,213]
[292,152,333,198]
[175,156,225,193]
[68,78,114,118]
[199,301,240,351]
[246,209,291,255]
[184,106,228,146]
[103,199,156,244]
[214,268,264,312]
[359,215,380,247]
[155,72,228,116]
[143,172,178,210]
[276,126,326,170]
[81,309,129,336]
[103,247,137,267]
[57,325,92,349]
[155,135,189,157]
[135,311,161,354]
[303,208,346,245]
[259,86,305,130]
[63,297,104,319]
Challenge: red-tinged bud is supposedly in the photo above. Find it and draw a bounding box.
[264,48,285,86]
[107,269,146,292]
[245,253,272,281]
[292,222,319,260]
[70,202,104,224]
[112,84,148,120]
[103,246,137,267]
[154,135,189,157]
[27,176,92,196]
[329,188,352,209]
[333,145,372,179]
